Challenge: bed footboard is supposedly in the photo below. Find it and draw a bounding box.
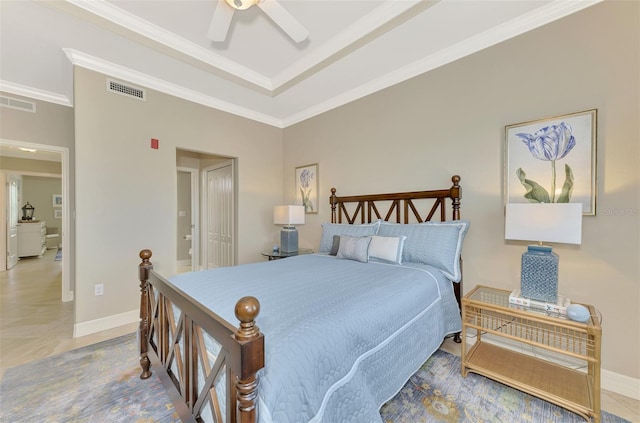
[138,250,264,423]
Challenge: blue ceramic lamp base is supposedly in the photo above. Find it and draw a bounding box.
[520,245,558,303]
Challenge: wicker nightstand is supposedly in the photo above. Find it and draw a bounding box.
[461,285,601,422]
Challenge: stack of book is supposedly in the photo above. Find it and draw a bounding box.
[509,289,571,315]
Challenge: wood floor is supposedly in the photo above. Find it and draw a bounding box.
[1,250,638,422]
[0,249,136,379]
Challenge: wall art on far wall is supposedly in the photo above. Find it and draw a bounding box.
[52,194,62,207]
[54,209,62,219]
[295,163,318,214]
[505,109,597,215]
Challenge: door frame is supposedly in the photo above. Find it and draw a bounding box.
[201,160,236,269]
[5,174,20,269]
[0,139,72,302]
[177,166,199,272]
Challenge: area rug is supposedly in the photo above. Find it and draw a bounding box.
[381,349,630,423]
[0,334,630,423]
[0,333,180,423]
[54,247,62,261]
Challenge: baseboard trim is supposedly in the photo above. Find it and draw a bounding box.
[467,334,640,401]
[601,369,640,401]
[73,309,138,338]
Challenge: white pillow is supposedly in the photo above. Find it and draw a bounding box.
[368,235,406,264]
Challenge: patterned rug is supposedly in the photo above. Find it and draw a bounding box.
[381,349,630,423]
[0,333,179,423]
[0,333,630,423]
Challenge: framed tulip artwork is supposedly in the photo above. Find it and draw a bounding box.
[295,163,319,214]
[505,109,597,215]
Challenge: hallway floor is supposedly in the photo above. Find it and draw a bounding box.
[0,249,136,378]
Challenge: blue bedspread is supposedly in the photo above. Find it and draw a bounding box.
[170,254,461,423]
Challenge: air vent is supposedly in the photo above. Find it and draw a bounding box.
[106,79,146,101]
[0,95,36,112]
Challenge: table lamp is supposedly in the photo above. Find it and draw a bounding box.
[274,205,305,253]
[505,203,582,302]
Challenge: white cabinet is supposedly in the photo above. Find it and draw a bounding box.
[17,221,46,258]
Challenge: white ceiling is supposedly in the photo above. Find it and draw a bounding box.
[0,0,602,128]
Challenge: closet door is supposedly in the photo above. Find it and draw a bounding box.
[205,163,234,269]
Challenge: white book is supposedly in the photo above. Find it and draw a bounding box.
[509,289,570,315]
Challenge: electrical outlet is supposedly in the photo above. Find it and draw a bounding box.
[94,283,104,296]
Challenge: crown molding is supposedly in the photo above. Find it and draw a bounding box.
[65,0,272,90]
[282,0,605,127]
[5,0,604,128]
[63,49,284,128]
[0,80,72,107]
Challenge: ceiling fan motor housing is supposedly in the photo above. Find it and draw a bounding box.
[226,0,256,10]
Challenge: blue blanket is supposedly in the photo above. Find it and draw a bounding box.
[170,254,461,423]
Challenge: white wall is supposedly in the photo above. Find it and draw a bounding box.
[283,1,639,383]
[73,67,283,328]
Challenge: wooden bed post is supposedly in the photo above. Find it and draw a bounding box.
[449,175,463,343]
[450,175,461,221]
[234,296,264,423]
[330,188,337,223]
[138,249,153,379]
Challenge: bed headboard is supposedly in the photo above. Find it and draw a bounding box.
[330,175,461,224]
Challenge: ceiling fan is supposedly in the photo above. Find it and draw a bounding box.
[208,0,309,43]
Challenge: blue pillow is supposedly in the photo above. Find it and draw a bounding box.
[319,221,380,253]
[377,220,470,282]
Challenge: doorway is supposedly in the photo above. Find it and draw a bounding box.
[177,168,198,273]
[176,149,236,272]
[0,140,71,302]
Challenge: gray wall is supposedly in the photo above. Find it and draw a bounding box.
[72,66,283,326]
[22,175,63,239]
[283,1,639,379]
[176,170,191,261]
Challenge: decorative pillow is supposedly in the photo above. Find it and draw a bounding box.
[336,235,372,263]
[377,220,470,282]
[329,235,341,256]
[318,221,380,253]
[368,235,406,264]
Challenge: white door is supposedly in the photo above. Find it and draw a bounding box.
[206,163,234,269]
[6,175,19,269]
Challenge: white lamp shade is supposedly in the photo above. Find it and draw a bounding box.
[505,203,582,245]
[274,205,305,225]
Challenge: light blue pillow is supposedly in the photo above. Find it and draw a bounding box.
[377,220,470,282]
[336,235,371,263]
[318,221,380,253]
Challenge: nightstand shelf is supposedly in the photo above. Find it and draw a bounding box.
[261,248,314,261]
[461,285,601,422]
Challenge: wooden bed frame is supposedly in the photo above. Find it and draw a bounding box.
[137,175,462,423]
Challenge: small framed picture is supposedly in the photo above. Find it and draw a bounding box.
[295,163,318,214]
[54,209,62,219]
[52,194,62,207]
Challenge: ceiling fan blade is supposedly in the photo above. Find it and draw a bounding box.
[257,0,308,43]
[207,0,235,42]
